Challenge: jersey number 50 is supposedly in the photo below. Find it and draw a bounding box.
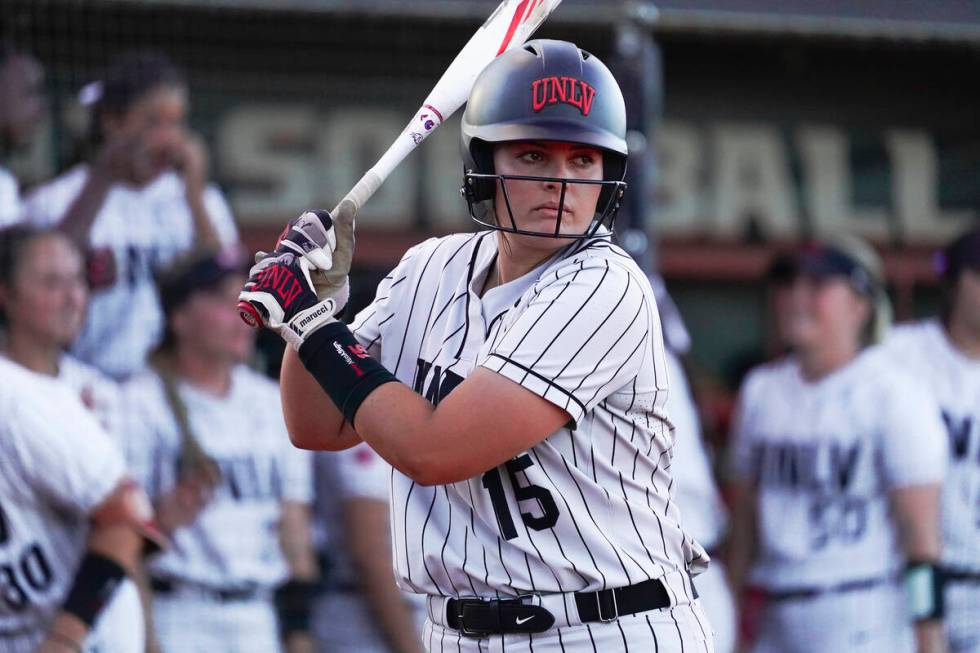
[482,454,560,540]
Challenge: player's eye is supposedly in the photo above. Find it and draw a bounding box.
[517,150,546,164]
[572,153,597,168]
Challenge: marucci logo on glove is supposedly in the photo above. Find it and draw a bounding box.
[297,303,332,330]
[254,263,305,308]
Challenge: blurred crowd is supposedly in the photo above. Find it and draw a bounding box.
[1,43,977,653]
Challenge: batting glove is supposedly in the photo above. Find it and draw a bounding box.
[265,209,352,307]
[237,251,349,350]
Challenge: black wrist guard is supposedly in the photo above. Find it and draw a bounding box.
[905,561,945,622]
[274,579,318,636]
[297,321,399,424]
[62,553,127,627]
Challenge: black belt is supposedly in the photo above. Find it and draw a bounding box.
[150,576,261,602]
[766,575,894,602]
[944,568,980,584]
[446,578,672,637]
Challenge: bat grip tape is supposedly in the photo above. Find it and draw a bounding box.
[298,322,399,425]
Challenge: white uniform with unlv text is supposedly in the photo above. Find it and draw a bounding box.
[349,230,712,652]
[730,349,948,653]
[884,320,980,653]
[120,365,312,653]
[310,443,425,653]
[0,357,143,653]
[21,165,238,379]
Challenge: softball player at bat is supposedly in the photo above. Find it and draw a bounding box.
[238,39,713,652]
[0,226,160,653]
[120,249,317,653]
[727,236,948,653]
[20,51,237,380]
[882,227,980,653]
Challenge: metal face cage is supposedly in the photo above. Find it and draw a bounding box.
[462,171,627,239]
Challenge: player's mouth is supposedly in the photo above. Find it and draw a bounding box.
[533,201,573,219]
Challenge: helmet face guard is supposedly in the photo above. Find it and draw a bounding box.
[462,171,627,239]
[460,40,629,240]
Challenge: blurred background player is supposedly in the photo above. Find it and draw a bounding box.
[310,444,425,653]
[0,225,121,432]
[20,50,238,380]
[0,43,45,228]
[651,276,736,653]
[727,236,948,653]
[0,225,157,653]
[120,248,317,653]
[884,227,980,653]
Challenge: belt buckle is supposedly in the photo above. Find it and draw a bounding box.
[595,589,619,623]
[456,598,493,638]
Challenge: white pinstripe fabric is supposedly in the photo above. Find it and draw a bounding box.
[348,231,708,648]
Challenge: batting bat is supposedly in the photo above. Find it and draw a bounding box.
[320,0,563,287]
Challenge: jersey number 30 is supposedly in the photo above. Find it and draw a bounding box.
[0,502,55,611]
[482,454,559,540]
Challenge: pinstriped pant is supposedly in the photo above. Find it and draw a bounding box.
[421,601,714,653]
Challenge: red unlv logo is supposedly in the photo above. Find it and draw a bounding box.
[531,77,597,116]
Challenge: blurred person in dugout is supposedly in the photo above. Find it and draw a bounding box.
[310,445,425,653]
[0,225,162,653]
[0,43,45,227]
[882,227,980,653]
[0,223,122,431]
[649,275,737,653]
[118,248,317,653]
[20,50,238,381]
[726,235,948,653]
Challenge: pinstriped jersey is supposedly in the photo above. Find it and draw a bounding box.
[884,319,980,572]
[350,230,705,604]
[0,357,142,652]
[729,350,948,590]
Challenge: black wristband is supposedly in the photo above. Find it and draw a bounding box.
[298,322,399,424]
[274,579,318,636]
[62,553,127,628]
